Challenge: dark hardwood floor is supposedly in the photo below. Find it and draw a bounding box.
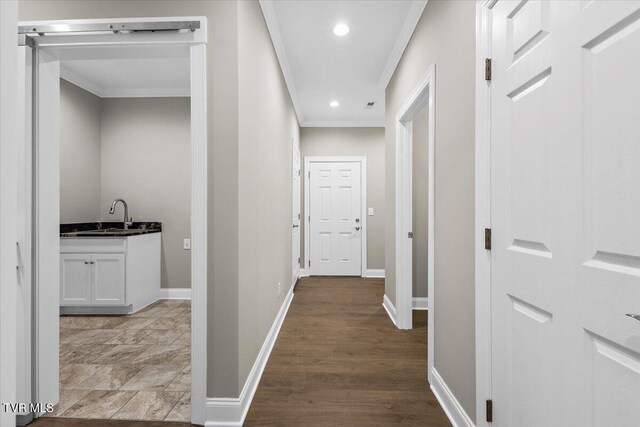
[244,276,451,426]
[30,418,191,427]
[31,277,449,426]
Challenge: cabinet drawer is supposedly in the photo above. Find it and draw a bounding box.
[60,238,126,254]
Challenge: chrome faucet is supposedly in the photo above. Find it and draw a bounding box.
[109,198,133,229]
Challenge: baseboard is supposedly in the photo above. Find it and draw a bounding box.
[382,294,398,326]
[430,368,475,427]
[159,288,192,300]
[412,297,428,310]
[205,285,295,426]
[298,269,309,277]
[365,268,385,278]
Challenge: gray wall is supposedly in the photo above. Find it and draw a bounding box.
[100,98,191,290]
[412,107,428,298]
[300,127,385,270]
[385,0,476,420]
[237,0,300,391]
[19,0,259,398]
[60,79,101,223]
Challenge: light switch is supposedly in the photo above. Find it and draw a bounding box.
[368,207,374,216]
[183,239,191,250]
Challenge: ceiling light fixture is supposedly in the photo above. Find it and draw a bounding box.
[333,23,349,36]
[330,100,340,108]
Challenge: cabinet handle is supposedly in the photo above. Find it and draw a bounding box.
[90,261,95,264]
[84,261,89,264]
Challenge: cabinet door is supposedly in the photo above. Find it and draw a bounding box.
[91,253,125,305]
[60,254,91,305]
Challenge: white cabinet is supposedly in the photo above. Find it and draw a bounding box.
[60,233,160,314]
[60,254,93,305]
[60,253,125,306]
[92,253,125,305]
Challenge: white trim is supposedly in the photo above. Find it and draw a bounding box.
[304,156,368,277]
[60,66,102,97]
[394,65,436,387]
[377,0,428,91]
[60,64,190,99]
[259,1,304,124]
[431,368,476,427]
[159,288,192,300]
[412,297,428,310]
[21,18,208,425]
[300,120,386,128]
[475,2,494,427]
[382,294,398,327]
[1,3,19,426]
[298,269,309,278]
[205,285,294,427]
[365,269,385,278]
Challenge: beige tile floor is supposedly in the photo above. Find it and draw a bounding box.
[51,299,191,421]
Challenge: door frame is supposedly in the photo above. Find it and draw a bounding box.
[304,156,367,277]
[475,2,494,427]
[0,2,18,426]
[18,17,208,425]
[393,66,436,380]
[292,138,301,287]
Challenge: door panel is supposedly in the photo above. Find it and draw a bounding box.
[60,254,91,305]
[490,1,640,425]
[309,161,362,276]
[92,253,125,305]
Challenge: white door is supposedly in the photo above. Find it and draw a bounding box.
[490,1,640,426]
[308,161,362,276]
[92,253,126,305]
[292,143,301,286]
[60,254,92,305]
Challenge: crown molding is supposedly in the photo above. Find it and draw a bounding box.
[301,120,385,128]
[259,0,304,124]
[377,0,428,91]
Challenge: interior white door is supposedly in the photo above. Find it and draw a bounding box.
[292,143,301,286]
[35,48,60,413]
[490,1,640,426]
[308,161,362,276]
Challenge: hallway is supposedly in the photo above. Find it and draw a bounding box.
[245,277,450,426]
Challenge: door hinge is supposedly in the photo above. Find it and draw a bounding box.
[308,260,311,267]
[484,228,492,250]
[486,399,493,422]
[485,58,492,81]
[408,232,414,239]
[298,213,301,220]
[298,257,300,264]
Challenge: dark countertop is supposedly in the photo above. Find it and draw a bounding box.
[60,222,161,238]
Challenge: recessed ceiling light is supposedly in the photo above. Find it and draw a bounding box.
[333,23,349,36]
[330,100,340,108]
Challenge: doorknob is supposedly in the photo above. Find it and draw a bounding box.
[626,314,640,322]
[293,224,299,228]
[355,226,360,231]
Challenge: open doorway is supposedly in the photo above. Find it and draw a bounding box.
[16,18,207,425]
[392,65,435,381]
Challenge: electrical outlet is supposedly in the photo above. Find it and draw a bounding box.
[183,239,191,250]
[368,207,374,216]
[277,282,282,298]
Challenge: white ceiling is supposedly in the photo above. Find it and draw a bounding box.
[53,45,190,98]
[261,0,427,127]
